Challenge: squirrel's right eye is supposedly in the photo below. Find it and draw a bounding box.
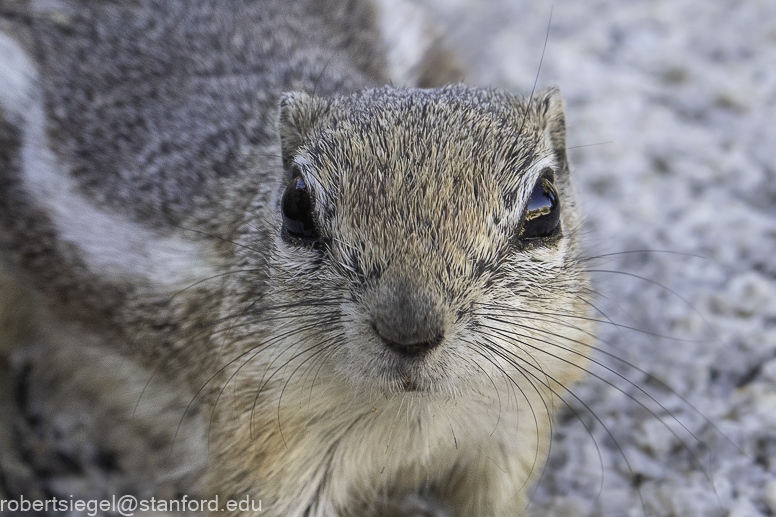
[518,172,561,241]
[281,176,318,242]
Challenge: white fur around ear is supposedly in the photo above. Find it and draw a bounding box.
[536,86,568,169]
[278,91,328,170]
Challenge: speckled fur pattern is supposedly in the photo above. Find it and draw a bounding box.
[0,1,593,515]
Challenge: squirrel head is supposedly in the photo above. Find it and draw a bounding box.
[260,84,588,394]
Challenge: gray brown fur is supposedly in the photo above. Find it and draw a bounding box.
[0,1,593,515]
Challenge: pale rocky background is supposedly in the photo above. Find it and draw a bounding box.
[419,0,776,515]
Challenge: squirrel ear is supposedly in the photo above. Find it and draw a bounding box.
[278,92,327,171]
[536,86,569,173]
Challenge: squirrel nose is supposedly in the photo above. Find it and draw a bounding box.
[369,283,445,357]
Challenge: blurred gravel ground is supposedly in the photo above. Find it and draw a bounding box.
[420,0,776,515]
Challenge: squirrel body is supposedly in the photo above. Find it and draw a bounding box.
[0,1,593,515]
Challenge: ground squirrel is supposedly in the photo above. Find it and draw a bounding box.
[0,1,593,515]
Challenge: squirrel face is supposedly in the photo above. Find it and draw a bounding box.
[257,84,592,396]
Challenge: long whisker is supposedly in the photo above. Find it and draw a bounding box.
[274,333,346,446]
[173,224,265,255]
[566,140,614,150]
[576,249,705,262]
[474,331,647,515]
[172,304,340,452]
[248,320,345,442]
[472,339,551,497]
[517,6,553,139]
[479,301,705,343]
[165,268,264,303]
[482,299,747,463]
[586,268,717,334]
[472,336,607,513]
[481,321,721,505]
[208,314,341,445]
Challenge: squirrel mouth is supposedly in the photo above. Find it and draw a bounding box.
[393,366,434,393]
[400,374,421,392]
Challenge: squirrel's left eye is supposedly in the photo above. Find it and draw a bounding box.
[281,176,318,242]
[519,171,561,240]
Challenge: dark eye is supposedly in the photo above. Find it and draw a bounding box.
[281,175,318,242]
[519,172,561,240]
